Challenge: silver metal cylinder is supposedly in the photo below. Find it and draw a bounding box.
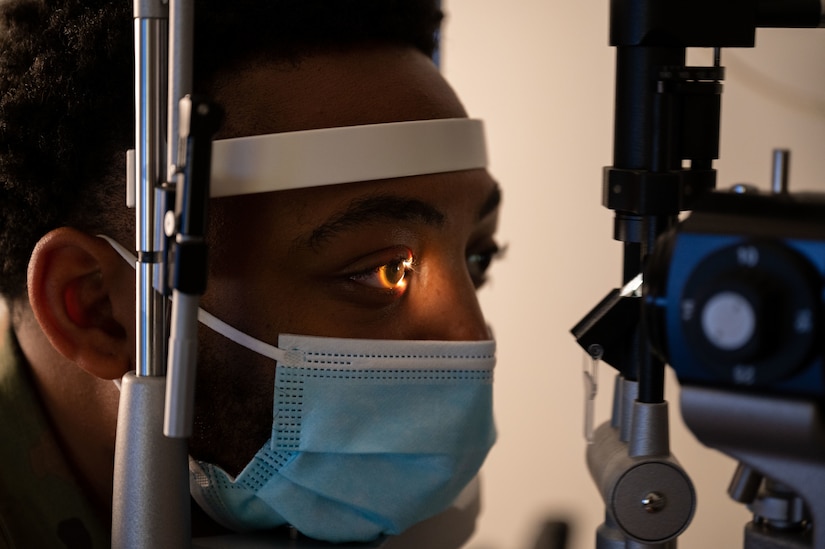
[771,148,790,194]
[587,421,695,544]
[167,0,193,181]
[135,14,168,377]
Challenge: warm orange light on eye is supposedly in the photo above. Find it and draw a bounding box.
[349,249,414,292]
[376,257,413,290]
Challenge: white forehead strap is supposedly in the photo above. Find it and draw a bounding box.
[126,118,486,205]
[210,117,487,197]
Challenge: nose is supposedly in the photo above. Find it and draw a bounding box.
[411,259,491,341]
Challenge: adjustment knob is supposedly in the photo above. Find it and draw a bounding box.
[679,240,818,388]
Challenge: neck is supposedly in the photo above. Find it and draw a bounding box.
[12,304,120,523]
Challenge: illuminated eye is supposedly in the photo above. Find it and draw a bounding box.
[377,258,409,288]
[351,253,414,291]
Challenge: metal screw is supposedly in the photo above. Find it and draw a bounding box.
[642,492,666,513]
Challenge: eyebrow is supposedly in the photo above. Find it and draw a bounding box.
[299,194,446,251]
[298,183,501,251]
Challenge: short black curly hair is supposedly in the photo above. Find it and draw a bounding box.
[0,0,443,300]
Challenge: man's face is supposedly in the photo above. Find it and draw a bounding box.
[187,46,501,475]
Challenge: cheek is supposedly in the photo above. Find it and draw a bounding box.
[201,271,323,345]
[189,323,276,476]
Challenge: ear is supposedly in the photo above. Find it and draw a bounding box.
[27,228,134,379]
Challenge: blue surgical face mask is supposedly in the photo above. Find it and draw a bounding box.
[100,235,496,543]
[187,329,497,543]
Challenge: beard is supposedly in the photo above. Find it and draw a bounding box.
[187,323,276,478]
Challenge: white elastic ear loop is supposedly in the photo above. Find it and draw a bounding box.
[98,235,288,363]
[195,307,286,362]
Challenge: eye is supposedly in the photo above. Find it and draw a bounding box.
[467,242,506,288]
[350,250,414,292]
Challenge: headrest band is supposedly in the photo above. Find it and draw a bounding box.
[126,117,486,205]
[209,117,487,197]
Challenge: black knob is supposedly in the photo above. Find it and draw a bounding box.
[679,241,818,387]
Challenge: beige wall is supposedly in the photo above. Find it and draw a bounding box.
[441,2,825,548]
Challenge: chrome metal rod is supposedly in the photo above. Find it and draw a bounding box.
[771,148,790,194]
[167,0,194,181]
[134,5,168,377]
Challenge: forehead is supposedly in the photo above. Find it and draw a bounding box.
[208,168,498,254]
[204,44,493,246]
[207,45,469,137]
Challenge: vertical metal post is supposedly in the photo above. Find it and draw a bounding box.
[112,1,191,547]
[167,0,194,182]
[135,0,168,378]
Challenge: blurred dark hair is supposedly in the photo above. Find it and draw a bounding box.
[0,0,443,300]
